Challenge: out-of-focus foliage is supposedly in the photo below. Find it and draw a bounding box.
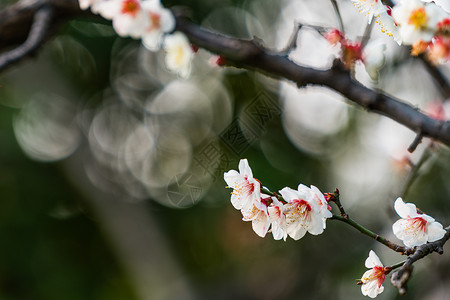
[0,0,449,299]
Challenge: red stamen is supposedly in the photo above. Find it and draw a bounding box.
[121,0,140,17]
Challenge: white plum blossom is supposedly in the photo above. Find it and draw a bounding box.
[224,159,261,215]
[141,0,175,51]
[267,197,288,241]
[163,32,194,78]
[392,0,444,45]
[95,0,149,38]
[279,185,328,240]
[351,0,386,23]
[392,197,446,247]
[359,250,386,298]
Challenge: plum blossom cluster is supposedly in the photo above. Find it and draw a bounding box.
[79,0,194,77]
[351,0,450,64]
[325,29,386,80]
[224,160,447,298]
[224,159,332,241]
[359,197,446,298]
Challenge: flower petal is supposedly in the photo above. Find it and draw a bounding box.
[394,197,418,218]
[287,225,308,240]
[365,250,382,268]
[238,159,253,178]
[279,187,300,202]
[427,221,446,242]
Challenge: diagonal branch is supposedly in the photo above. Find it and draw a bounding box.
[173,13,450,147]
[0,5,54,72]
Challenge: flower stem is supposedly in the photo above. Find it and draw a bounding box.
[401,146,432,200]
[390,260,407,271]
[330,215,413,255]
[329,190,413,255]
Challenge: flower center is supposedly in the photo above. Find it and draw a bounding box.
[437,18,450,36]
[292,199,312,221]
[411,217,427,232]
[362,266,385,287]
[148,12,161,30]
[242,204,264,220]
[232,177,255,198]
[121,0,140,17]
[408,7,428,30]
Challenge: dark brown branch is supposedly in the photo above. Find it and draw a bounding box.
[0,0,88,64]
[0,5,54,72]
[407,132,423,153]
[391,225,450,295]
[173,13,450,147]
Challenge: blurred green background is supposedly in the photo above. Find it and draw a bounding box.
[0,0,450,299]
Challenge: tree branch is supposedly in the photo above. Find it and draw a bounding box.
[390,225,450,295]
[0,1,449,147]
[0,5,54,72]
[0,0,88,67]
[172,13,450,147]
[331,214,414,255]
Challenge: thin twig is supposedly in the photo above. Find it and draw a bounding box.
[330,0,344,33]
[400,146,432,200]
[360,21,373,49]
[389,260,407,271]
[407,132,423,153]
[418,54,450,99]
[330,215,413,254]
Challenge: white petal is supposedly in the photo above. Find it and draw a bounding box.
[361,279,377,297]
[238,159,253,178]
[230,193,248,210]
[307,212,325,235]
[287,224,308,240]
[310,185,326,205]
[394,197,418,218]
[142,30,163,51]
[79,0,92,10]
[365,250,383,268]
[223,170,243,188]
[271,220,287,241]
[95,0,121,20]
[252,213,270,237]
[433,0,450,13]
[427,221,446,242]
[296,184,312,199]
[160,9,175,32]
[279,187,300,202]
